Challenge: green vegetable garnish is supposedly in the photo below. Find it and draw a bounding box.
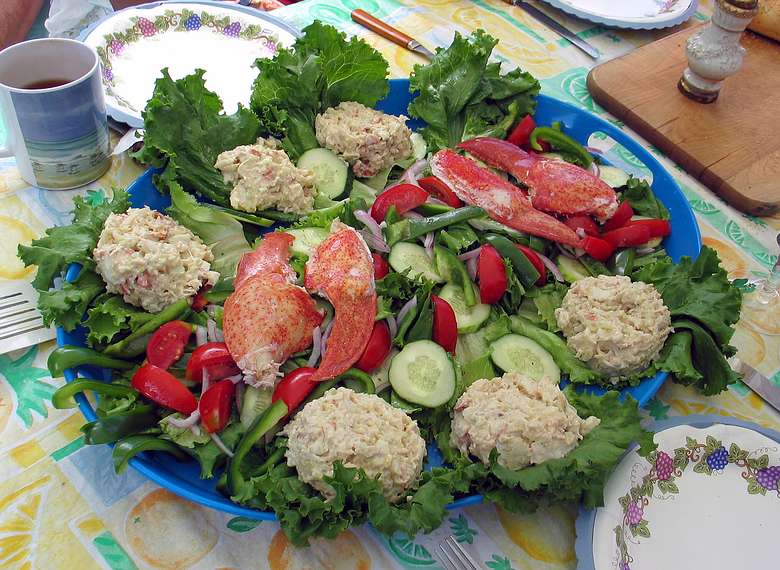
[530,126,593,168]
[52,379,138,409]
[47,346,134,378]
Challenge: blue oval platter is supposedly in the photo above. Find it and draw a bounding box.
[57,77,701,520]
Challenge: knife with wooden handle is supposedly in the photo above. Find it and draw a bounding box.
[729,356,780,413]
[351,9,436,59]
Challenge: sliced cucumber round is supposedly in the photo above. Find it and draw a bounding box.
[557,256,590,283]
[437,283,490,334]
[598,165,630,189]
[389,340,455,407]
[297,147,352,200]
[489,334,560,382]
[286,227,329,258]
[389,242,444,283]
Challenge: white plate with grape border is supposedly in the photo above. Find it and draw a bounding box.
[575,414,780,570]
[78,1,299,128]
[539,0,698,30]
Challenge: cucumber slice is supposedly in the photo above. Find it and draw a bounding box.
[438,283,490,334]
[240,386,273,429]
[557,256,590,283]
[599,165,630,189]
[297,148,352,200]
[286,228,329,258]
[489,334,560,382]
[389,242,444,283]
[388,340,455,407]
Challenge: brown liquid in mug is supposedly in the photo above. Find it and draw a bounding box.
[22,78,72,90]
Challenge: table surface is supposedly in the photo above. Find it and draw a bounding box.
[1,1,779,569]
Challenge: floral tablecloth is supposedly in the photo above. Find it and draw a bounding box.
[1,1,778,569]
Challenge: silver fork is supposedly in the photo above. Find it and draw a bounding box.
[0,282,55,355]
[437,535,482,570]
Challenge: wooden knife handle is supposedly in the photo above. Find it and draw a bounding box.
[351,9,415,48]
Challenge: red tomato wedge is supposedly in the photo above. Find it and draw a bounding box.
[601,225,652,248]
[581,236,615,262]
[272,367,318,414]
[132,364,197,414]
[372,253,390,280]
[431,295,458,354]
[507,114,536,147]
[185,342,241,383]
[370,184,429,222]
[146,320,192,369]
[417,176,463,208]
[516,244,547,286]
[355,321,391,373]
[603,201,634,232]
[564,215,600,237]
[199,379,235,433]
[626,219,671,238]
[191,285,212,311]
[477,245,508,304]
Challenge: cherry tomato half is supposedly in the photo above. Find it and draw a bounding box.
[146,320,192,369]
[191,284,212,312]
[131,364,197,414]
[272,367,318,414]
[372,253,390,280]
[507,114,536,147]
[581,236,615,262]
[477,245,508,304]
[626,219,671,238]
[199,379,235,433]
[355,321,392,373]
[601,225,651,248]
[603,201,634,232]
[370,184,429,222]
[564,215,600,237]
[417,176,463,208]
[431,295,458,354]
[515,244,547,286]
[185,342,241,383]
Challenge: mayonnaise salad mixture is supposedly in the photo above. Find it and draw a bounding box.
[555,275,672,378]
[215,137,316,214]
[283,387,426,503]
[451,372,600,470]
[93,207,218,313]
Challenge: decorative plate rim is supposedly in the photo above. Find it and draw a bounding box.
[78,0,300,128]
[574,414,780,570]
[538,0,698,30]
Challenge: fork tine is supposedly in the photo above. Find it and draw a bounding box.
[449,537,480,569]
[438,536,480,570]
[0,309,40,330]
[438,541,460,570]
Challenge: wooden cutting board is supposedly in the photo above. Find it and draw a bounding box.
[587,26,780,215]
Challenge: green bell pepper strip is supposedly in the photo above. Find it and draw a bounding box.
[112,435,189,474]
[103,298,191,357]
[530,127,593,168]
[228,399,288,498]
[405,294,434,343]
[205,204,275,227]
[386,206,485,246]
[434,246,477,307]
[255,209,301,222]
[204,277,234,304]
[483,234,540,287]
[580,256,613,277]
[414,202,453,216]
[81,405,159,445]
[48,346,135,377]
[52,379,138,409]
[302,368,375,407]
[609,248,635,276]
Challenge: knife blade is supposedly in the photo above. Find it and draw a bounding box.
[351,9,435,59]
[509,0,599,59]
[730,357,780,413]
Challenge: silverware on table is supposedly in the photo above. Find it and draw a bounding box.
[351,9,436,59]
[438,535,482,569]
[0,282,55,355]
[507,0,600,59]
[729,357,780,413]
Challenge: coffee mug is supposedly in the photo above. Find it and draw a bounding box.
[0,38,110,189]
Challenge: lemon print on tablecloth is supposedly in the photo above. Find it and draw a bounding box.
[702,237,748,278]
[497,504,576,564]
[267,529,372,570]
[0,476,50,569]
[125,489,217,569]
[0,379,12,438]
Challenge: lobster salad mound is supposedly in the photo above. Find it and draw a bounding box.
[23,24,743,548]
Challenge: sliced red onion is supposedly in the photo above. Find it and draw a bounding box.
[354,210,390,252]
[166,410,201,429]
[386,315,398,339]
[426,196,448,206]
[538,252,564,282]
[226,374,243,384]
[308,325,322,367]
[557,244,575,259]
[466,256,478,281]
[206,304,219,317]
[404,210,424,220]
[235,381,244,413]
[195,325,207,346]
[206,318,218,342]
[636,246,655,255]
[588,161,600,177]
[575,228,587,240]
[400,158,428,184]
[397,296,418,325]
[355,209,382,237]
[201,369,211,394]
[423,232,434,258]
[458,247,482,262]
[215,328,224,343]
[210,432,234,457]
[360,229,391,253]
[320,318,335,357]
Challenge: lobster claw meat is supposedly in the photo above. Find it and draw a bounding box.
[458,137,618,220]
